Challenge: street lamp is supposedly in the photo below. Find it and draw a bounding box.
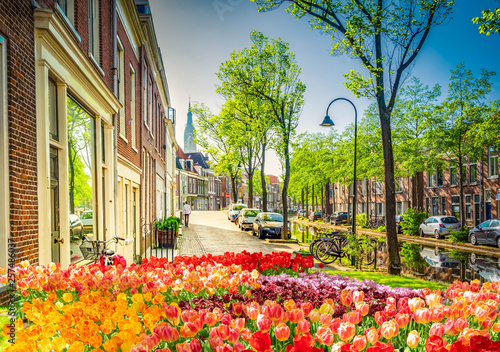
[320,97,358,235]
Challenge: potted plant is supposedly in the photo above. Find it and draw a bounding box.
[155,216,181,248]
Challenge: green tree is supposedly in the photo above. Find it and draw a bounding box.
[473,7,500,35]
[431,63,496,228]
[217,31,306,239]
[251,0,455,274]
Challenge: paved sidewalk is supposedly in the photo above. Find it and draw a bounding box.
[177,224,207,257]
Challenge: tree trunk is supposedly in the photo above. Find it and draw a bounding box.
[367,179,371,220]
[231,175,238,203]
[282,143,291,239]
[305,185,309,218]
[333,182,336,213]
[380,109,401,275]
[458,156,465,228]
[301,187,304,214]
[312,185,315,212]
[248,170,254,208]
[261,142,268,212]
[321,185,324,216]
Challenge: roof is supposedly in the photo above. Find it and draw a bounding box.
[186,152,210,169]
[267,175,279,184]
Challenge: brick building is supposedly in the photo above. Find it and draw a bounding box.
[0,0,178,280]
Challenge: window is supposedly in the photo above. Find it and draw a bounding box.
[436,167,443,187]
[450,164,457,186]
[376,202,384,216]
[57,0,75,25]
[362,179,367,195]
[489,147,499,178]
[125,183,129,237]
[427,171,434,187]
[130,66,136,148]
[117,39,125,138]
[0,34,7,270]
[470,161,477,184]
[396,201,403,215]
[441,196,446,215]
[67,97,96,262]
[88,0,99,62]
[465,195,471,221]
[451,196,460,218]
[395,177,403,193]
[425,197,430,213]
[48,79,59,141]
[432,197,439,216]
[148,78,152,129]
[372,180,383,195]
[349,182,354,197]
[143,64,148,125]
[461,161,467,186]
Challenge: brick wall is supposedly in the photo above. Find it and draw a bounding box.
[0,0,37,304]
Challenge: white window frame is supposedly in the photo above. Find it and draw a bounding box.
[450,164,457,186]
[469,160,477,184]
[0,34,8,270]
[148,78,152,130]
[130,65,136,149]
[395,177,403,193]
[465,194,472,221]
[117,37,125,139]
[88,0,100,63]
[451,195,460,218]
[489,147,499,178]
[143,63,148,127]
[427,171,434,188]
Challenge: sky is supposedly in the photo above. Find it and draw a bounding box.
[150,0,500,177]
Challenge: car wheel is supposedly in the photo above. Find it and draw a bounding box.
[419,229,424,237]
[497,237,500,249]
[470,253,477,264]
[470,234,477,245]
[434,230,441,239]
[258,227,265,240]
[240,225,244,231]
[252,227,256,236]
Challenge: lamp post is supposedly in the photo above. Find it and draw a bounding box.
[320,98,358,235]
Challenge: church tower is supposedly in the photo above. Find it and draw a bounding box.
[184,99,196,153]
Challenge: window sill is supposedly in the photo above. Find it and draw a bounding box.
[132,146,138,153]
[119,134,128,143]
[55,4,81,43]
[488,176,499,180]
[470,182,478,186]
[88,53,105,77]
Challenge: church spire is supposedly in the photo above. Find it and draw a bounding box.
[184,98,196,153]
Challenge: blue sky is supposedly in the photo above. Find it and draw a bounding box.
[150,0,500,176]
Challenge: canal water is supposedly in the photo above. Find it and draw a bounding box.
[291,222,500,284]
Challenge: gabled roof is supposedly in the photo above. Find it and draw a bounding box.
[185,152,210,169]
[267,175,279,184]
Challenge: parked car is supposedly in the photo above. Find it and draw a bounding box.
[469,219,500,248]
[80,210,94,234]
[419,215,460,239]
[69,214,83,239]
[330,212,348,225]
[227,204,248,222]
[239,209,262,231]
[297,209,306,218]
[419,246,460,269]
[252,212,287,239]
[396,215,404,234]
[308,211,322,221]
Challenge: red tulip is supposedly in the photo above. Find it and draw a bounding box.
[425,335,445,352]
[175,342,191,352]
[316,326,334,346]
[190,338,202,352]
[301,302,314,316]
[374,311,387,326]
[288,309,305,324]
[269,304,284,322]
[296,319,311,335]
[154,323,180,342]
[454,317,469,332]
[249,331,271,352]
[341,290,353,307]
[274,323,290,342]
[353,335,367,351]
[338,322,356,342]
[394,313,409,329]
[353,291,365,303]
[257,314,272,332]
[228,328,240,344]
[232,302,243,316]
[429,323,445,337]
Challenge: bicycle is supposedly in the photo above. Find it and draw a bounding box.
[79,235,127,266]
[369,217,385,229]
[309,230,340,257]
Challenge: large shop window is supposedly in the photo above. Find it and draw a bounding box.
[67,97,95,262]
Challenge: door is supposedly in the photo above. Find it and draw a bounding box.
[486,202,492,220]
[50,147,61,263]
[487,220,499,244]
[474,194,481,226]
[422,218,432,234]
[475,220,490,244]
[102,169,106,241]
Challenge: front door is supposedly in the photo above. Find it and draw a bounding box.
[50,147,61,263]
[474,194,481,226]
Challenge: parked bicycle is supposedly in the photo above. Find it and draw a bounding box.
[369,217,385,229]
[79,235,126,266]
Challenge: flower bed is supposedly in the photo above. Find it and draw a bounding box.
[1,252,500,352]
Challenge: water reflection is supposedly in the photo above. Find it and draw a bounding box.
[292,222,500,284]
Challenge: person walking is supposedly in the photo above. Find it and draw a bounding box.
[183,201,192,227]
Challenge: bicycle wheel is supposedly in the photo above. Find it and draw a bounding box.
[309,239,322,259]
[361,239,378,265]
[315,240,340,264]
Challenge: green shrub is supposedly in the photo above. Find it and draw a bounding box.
[155,216,180,230]
[400,243,428,271]
[376,226,386,232]
[448,228,469,243]
[356,213,369,228]
[401,208,429,236]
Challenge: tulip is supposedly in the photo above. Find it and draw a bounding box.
[284,299,296,312]
[381,320,398,339]
[190,338,202,352]
[175,342,191,352]
[425,335,445,352]
[454,317,469,332]
[341,290,353,307]
[316,326,334,346]
[301,302,314,316]
[365,328,379,345]
[426,293,442,308]
[482,318,493,330]
[407,330,420,349]
[209,336,223,350]
[296,319,311,335]
[431,307,445,322]
[384,305,397,318]
[395,313,410,329]
[357,303,370,317]
[288,309,305,323]
[154,323,180,342]
[309,309,321,323]
[338,322,356,342]
[413,308,432,324]
[204,313,218,327]
[474,305,489,322]
[386,297,396,307]
[353,335,367,351]
[409,297,424,312]
[492,323,500,333]
[221,314,233,326]
[228,328,240,344]
[231,318,245,332]
[274,323,290,342]
[332,342,345,352]
[320,302,335,315]
[429,323,445,337]
[249,331,271,352]
[374,311,387,326]
[353,291,365,303]
[240,328,251,342]
[269,304,284,321]
[256,314,272,332]
[232,302,243,316]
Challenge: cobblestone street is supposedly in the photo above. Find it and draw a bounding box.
[177,211,302,257]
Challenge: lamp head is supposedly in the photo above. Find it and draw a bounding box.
[237,162,242,168]
[320,115,335,127]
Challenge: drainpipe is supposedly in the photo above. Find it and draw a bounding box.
[112,0,119,247]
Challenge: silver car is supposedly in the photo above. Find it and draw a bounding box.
[227,203,247,222]
[419,215,460,239]
[238,208,261,231]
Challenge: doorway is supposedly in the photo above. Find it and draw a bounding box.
[474,194,480,226]
[50,147,61,263]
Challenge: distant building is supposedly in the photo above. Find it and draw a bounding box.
[184,100,196,153]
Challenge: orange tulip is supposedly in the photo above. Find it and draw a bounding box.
[274,323,290,342]
[395,313,410,329]
[256,314,271,332]
[288,308,304,323]
[338,322,356,342]
[62,292,73,303]
[353,335,367,351]
[409,298,424,312]
[356,303,370,317]
[164,303,181,326]
[454,317,469,332]
[296,319,311,335]
[341,290,353,307]
[429,323,445,337]
[320,313,333,327]
[474,304,489,322]
[381,320,398,339]
[407,330,420,349]
[492,323,500,333]
[175,342,191,352]
[316,326,334,346]
[204,312,218,327]
[374,311,386,326]
[413,308,431,324]
[284,299,296,312]
[366,327,379,344]
[353,291,365,303]
[426,294,442,308]
[154,323,180,342]
[309,309,321,323]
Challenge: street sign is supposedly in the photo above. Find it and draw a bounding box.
[226,193,230,198]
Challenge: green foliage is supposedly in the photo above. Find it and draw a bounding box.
[472,8,500,35]
[401,208,429,236]
[448,228,470,244]
[400,243,429,272]
[343,233,377,270]
[376,226,386,232]
[155,216,180,231]
[448,250,469,266]
[356,213,369,228]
